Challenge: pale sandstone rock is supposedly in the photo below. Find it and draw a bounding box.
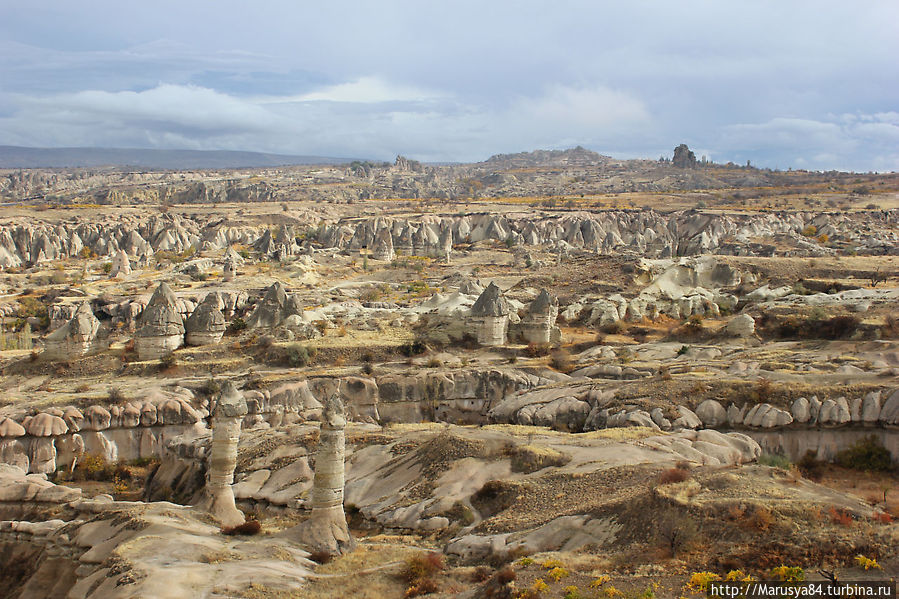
[695,399,727,427]
[471,282,509,346]
[134,283,184,360]
[725,313,755,337]
[203,381,247,528]
[185,292,226,346]
[43,302,102,360]
[284,393,355,556]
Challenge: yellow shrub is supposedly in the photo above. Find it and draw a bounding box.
[687,572,721,593]
[770,566,804,582]
[548,567,569,582]
[854,555,881,570]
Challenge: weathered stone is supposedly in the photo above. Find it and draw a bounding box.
[646,408,668,430]
[878,390,899,425]
[695,399,726,427]
[520,289,560,344]
[791,397,810,424]
[471,282,509,346]
[809,396,822,423]
[83,405,111,431]
[727,403,745,426]
[849,397,862,422]
[135,283,184,360]
[223,259,236,282]
[26,413,67,437]
[247,281,301,328]
[185,293,226,346]
[371,228,395,261]
[204,382,248,528]
[109,249,131,277]
[283,393,355,556]
[672,406,701,429]
[0,417,26,437]
[861,391,881,424]
[725,314,755,337]
[43,302,102,360]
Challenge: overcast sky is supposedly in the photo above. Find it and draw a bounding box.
[1,1,897,170]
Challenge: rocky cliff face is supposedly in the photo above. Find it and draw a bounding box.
[0,208,895,270]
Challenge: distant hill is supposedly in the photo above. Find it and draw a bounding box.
[484,146,611,168]
[0,146,359,169]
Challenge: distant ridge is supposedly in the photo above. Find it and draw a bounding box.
[0,146,361,169]
[484,146,611,168]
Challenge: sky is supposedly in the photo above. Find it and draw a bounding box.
[0,1,897,171]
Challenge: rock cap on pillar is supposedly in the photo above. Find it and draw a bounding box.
[214,381,248,418]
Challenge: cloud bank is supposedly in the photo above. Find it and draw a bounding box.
[0,1,896,170]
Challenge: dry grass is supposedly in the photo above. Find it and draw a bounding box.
[287,541,426,599]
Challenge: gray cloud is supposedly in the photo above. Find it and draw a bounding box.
[0,1,897,170]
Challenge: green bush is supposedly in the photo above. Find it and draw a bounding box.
[285,344,315,367]
[159,353,178,370]
[758,452,792,469]
[835,435,894,472]
[796,450,824,480]
[226,317,247,335]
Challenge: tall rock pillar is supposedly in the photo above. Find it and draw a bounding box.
[205,381,247,528]
[286,393,355,556]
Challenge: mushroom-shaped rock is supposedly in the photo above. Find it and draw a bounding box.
[471,282,509,317]
[247,282,300,328]
[109,249,132,277]
[26,413,68,437]
[282,393,355,556]
[0,417,26,438]
[371,228,395,261]
[135,283,184,360]
[43,302,102,360]
[203,381,248,528]
[83,405,111,431]
[470,282,510,346]
[185,293,226,346]
[520,289,561,344]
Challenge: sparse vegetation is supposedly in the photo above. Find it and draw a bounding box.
[758,452,792,470]
[657,510,699,557]
[401,552,444,598]
[658,465,691,484]
[835,435,894,472]
[225,317,247,334]
[221,518,261,536]
[549,348,574,373]
[285,344,315,367]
